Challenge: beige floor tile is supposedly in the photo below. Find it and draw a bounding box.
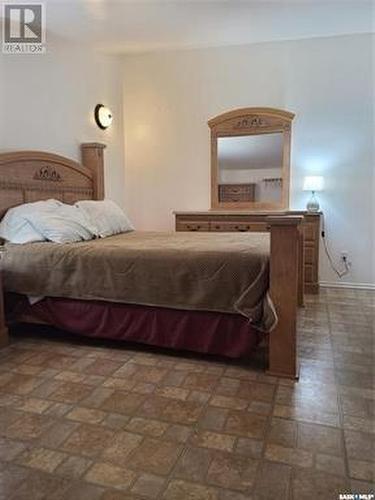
[273,404,340,427]
[114,363,168,384]
[102,412,131,430]
[198,407,229,432]
[210,395,248,410]
[101,430,143,466]
[55,454,92,478]
[164,424,193,443]
[17,447,66,473]
[173,446,212,482]
[190,430,236,452]
[100,391,146,415]
[292,468,349,500]
[60,481,105,500]
[48,381,93,404]
[207,452,258,491]
[265,444,313,468]
[155,386,190,401]
[1,373,44,395]
[102,377,136,391]
[101,490,138,500]
[125,437,182,475]
[183,372,219,391]
[139,395,203,425]
[225,410,268,439]
[297,422,343,455]
[163,479,218,500]
[131,473,165,498]
[66,406,106,424]
[344,429,374,461]
[10,469,71,500]
[126,416,168,437]
[343,415,375,434]
[4,413,55,441]
[235,437,264,459]
[0,463,31,499]
[0,437,26,462]
[14,396,52,414]
[253,461,291,500]
[267,417,297,447]
[315,453,346,476]
[85,462,136,490]
[187,390,211,404]
[348,460,375,481]
[62,423,115,458]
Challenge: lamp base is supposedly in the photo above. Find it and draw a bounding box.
[306,192,320,212]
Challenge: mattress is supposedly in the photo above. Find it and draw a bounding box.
[1,231,276,331]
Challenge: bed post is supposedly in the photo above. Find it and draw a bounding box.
[0,276,9,348]
[267,216,303,379]
[81,143,106,200]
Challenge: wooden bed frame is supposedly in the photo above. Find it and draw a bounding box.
[0,143,302,379]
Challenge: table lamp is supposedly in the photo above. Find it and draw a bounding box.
[303,176,324,212]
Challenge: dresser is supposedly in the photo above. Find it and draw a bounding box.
[219,184,255,203]
[174,210,321,294]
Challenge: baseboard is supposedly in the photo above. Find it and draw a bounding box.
[320,281,375,291]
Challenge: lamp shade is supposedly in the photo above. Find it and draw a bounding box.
[303,176,324,192]
[94,104,113,130]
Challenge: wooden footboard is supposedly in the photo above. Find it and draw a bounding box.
[267,216,303,379]
[0,272,9,348]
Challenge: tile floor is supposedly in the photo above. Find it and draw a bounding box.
[0,288,373,499]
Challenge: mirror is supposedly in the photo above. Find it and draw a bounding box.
[209,108,294,210]
[218,133,283,204]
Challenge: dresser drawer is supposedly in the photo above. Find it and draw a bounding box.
[304,245,316,265]
[304,264,317,284]
[219,184,255,203]
[176,221,210,232]
[210,221,268,232]
[303,222,318,242]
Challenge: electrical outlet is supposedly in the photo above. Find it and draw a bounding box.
[340,251,352,267]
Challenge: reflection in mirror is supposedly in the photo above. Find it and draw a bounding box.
[217,133,283,204]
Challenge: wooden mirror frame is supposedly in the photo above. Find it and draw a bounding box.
[208,107,295,210]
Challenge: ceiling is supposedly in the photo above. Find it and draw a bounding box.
[16,0,375,54]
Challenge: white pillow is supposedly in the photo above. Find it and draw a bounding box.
[0,199,61,244]
[24,203,96,244]
[76,199,134,238]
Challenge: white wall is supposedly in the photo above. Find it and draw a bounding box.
[0,37,125,206]
[123,34,374,287]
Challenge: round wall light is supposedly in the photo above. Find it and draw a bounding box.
[94,104,113,130]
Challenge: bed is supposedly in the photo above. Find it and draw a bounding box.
[0,143,303,378]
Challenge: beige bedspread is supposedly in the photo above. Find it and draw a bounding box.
[1,231,276,331]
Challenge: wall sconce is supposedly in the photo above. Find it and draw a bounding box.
[94,104,113,130]
[303,176,324,212]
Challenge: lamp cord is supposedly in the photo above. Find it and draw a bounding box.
[320,212,350,279]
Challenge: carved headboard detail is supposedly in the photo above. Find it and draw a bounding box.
[0,143,106,219]
[33,166,63,182]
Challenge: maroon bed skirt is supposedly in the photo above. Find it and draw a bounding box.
[16,297,263,359]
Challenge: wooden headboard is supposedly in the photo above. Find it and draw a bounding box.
[0,143,106,219]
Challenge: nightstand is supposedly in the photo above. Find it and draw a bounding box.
[0,270,9,347]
